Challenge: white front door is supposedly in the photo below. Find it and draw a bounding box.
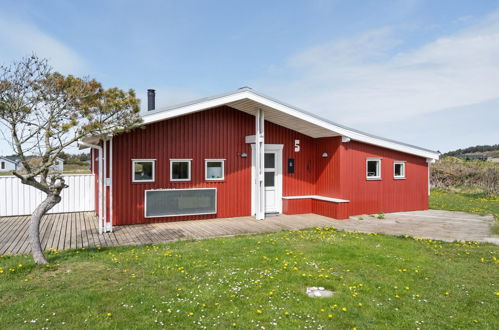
[251,145,283,215]
[264,152,278,213]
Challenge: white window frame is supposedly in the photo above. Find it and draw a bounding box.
[205,159,225,181]
[170,159,192,182]
[132,159,156,183]
[366,158,381,180]
[393,161,406,179]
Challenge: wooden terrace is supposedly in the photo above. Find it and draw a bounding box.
[0,212,337,255]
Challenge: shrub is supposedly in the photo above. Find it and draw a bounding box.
[431,157,499,194]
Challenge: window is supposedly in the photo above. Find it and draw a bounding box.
[394,161,406,179]
[366,158,381,180]
[132,159,155,182]
[170,159,191,181]
[1,161,5,170]
[205,159,225,181]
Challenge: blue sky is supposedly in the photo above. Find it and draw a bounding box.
[1,0,498,154]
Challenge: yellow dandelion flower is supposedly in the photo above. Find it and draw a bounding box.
[107,312,112,317]
[256,309,263,314]
[232,322,237,327]
[328,314,333,319]
[341,307,347,312]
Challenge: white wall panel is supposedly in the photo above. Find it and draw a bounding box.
[0,174,95,216]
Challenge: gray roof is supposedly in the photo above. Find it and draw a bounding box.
[144,87,438,155]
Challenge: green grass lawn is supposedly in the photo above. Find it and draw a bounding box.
[1,229,498,329]
[430,188,499,219]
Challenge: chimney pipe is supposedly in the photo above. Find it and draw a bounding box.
[147,89,155,111]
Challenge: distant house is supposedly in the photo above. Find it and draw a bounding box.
[50,157,65,172]
[0,156,19,172]
[456,154,487,161]
[3,156,65,172]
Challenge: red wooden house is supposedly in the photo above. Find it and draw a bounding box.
[80,88,439,233]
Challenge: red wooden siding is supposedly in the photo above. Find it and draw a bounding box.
[282,199,312,214]
[111,106,252,225]
[340,141,428,216]
[105,105,429,225]
[282,136,428,219]
[110,106,319,225]
[266,121,317,197]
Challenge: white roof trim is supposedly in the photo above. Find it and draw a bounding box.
[142,88,439,160]
[0,157,18,164]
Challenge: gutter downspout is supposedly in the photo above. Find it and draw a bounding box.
[78,140,104,234]
[109,137,113,233]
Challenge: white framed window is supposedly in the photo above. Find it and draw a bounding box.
[205,159,225,181]
[394,161,406,179]
[170,159,191,181]
[366,158,381,180]
[132,159,155,182]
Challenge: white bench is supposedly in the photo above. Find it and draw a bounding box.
[282,195,349,203]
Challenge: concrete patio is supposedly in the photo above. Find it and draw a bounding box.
[0,210,497,255]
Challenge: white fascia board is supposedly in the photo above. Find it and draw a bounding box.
[142,91,250,125]
[142,90,439,160]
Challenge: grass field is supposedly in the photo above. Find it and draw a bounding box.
[1,228,498,329]
[429,188,499,220]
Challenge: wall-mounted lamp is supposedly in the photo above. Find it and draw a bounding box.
[240,153,248,158]
[322,152,329,158]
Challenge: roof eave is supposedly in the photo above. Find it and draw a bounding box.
[141,89,440,160]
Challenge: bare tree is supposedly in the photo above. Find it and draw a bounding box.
[0,55,141,264]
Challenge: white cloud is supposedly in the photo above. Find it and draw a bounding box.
[258,11,499,127]
[0,13,86,73]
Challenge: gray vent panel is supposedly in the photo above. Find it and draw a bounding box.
[145,189,217,218]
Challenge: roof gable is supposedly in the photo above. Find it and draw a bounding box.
[0,156,18,164]
[142,88,439,160]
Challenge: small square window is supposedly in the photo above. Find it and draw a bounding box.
[394,161,406,179]
[205,159,225,181]
[170,159,191,181]
[366,158,381,180]
[132,160,155,182]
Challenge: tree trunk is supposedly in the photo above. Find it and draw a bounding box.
[30,194,61,264]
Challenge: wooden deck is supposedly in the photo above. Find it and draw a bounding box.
[0,212,337,255]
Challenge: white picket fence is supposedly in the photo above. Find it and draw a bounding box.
[0,174,95,217]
